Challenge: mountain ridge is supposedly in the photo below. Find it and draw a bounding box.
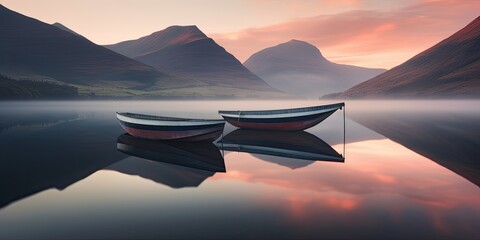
[106,25,207,58]
[325,16,480,99]
[52,22,81,36]
[105,25,276,91]
[243,40,385,97]
[0,4,198,93]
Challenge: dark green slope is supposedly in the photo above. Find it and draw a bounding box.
[0,74,78,99]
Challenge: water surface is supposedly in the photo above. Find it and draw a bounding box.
[0,100,479,239]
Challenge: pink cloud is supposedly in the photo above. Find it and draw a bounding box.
[210,0,479,68]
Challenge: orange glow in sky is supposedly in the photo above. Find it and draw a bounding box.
[1,0,478,68]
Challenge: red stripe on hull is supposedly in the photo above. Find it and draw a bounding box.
[121,126,224,141]
[225,117,326,131]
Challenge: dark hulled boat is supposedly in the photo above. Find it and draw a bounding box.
[116,112,225,141]
[218,103,344,131]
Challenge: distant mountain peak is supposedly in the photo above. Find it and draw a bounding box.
[0,4,180,94]
[52,22,81,36]
[52,22,65,27]
[244,39,386,97]
[254,39,326,62]
[129,25,208,50]
[287,39,311,45]
[167,25,201,31]
[105,25,276,91]
[161,25,205,36]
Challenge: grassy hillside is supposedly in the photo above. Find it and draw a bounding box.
[0,74,78,99]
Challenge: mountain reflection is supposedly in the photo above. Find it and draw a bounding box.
[0,110,78,132]
[350,111,480,188]
[106,134,225,188]
[217,129,344,169]
[0,117,125,209]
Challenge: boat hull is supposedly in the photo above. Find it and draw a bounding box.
[117,113,225,142]
[221,110,337,131]
[219,103,344,131]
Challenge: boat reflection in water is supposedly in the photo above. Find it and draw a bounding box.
[216,129,344,169]
[106,134,225,188]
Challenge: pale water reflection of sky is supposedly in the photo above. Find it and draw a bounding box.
[0,100,478,239]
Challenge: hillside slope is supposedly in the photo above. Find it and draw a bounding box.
[105,26,275,91]
[327,16,480,98]
[0,4,193,93]
[244,40,385,97]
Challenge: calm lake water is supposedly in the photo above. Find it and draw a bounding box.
[0,100,479,239]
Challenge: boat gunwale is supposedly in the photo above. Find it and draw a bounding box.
[117,112,224,123]
[218,102,344,116]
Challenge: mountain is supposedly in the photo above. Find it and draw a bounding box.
[326,16,480,99]
[243,40,385,97]
[52,22,81,36]
[0,4,196,96]
[106,156,217,189]
[105,25,275,91]
[350,111,480,188]
[0,116,125,209]
[0,74,78,99]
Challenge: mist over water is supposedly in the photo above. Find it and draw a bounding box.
[0,100,479,239]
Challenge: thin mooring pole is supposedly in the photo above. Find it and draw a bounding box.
[343,104,346,159]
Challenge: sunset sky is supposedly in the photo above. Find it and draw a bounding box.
[1,0,478,68]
